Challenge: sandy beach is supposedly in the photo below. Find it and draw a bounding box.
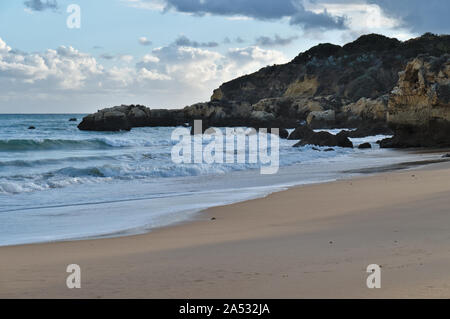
[2,161,450,298]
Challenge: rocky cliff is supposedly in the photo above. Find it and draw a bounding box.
[79,33,450,145]
[203,33,450,128]
[380,54,450,148]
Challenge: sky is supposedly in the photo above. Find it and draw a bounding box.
[0,0,448,113]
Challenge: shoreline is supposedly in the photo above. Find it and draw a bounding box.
[2,158,450,298]
[2,154,447,248]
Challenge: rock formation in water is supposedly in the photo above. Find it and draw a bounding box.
[293,131,353,148]
[78,105,186,131]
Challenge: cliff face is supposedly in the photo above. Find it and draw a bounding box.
[387,55,450,125]
[79,33,450,141]
[213,34,450,101]
[380,54,450,148]
[201,33,450,128]
[213,35,401,104]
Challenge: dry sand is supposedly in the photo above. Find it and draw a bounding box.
[2,162,450,298]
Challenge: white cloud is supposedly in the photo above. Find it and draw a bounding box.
[0,38,11,54]
[143,43,288,89]
[119,55,134,63]
[138,67,171,81]
[303,1,416,41]
[226,46,287,71]
[142,54,160,63]
[0,44,103,90]
[225,16,253,21]
[152,45,224,84]
[305,3,399,29]
[138,36,152,46]
[0,37,288,112]
[123,0,165,10]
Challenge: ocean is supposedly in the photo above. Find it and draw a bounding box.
[0,114,439,246]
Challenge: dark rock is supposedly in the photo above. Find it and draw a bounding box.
[336,131,354,148]
[279,128,289,139]
[128,106,151,127]
[288,125,314,140]
[380,121,450,148]
[69,118,77,122]
[358,142,372,149]
[340,123,393,138]
[294,131,353,148]
[78,104,187,131]
[324,148,335,152]
[78,109,131,131]
[28,126,36,130]
[443,154,450,158]
[147,109,186,127]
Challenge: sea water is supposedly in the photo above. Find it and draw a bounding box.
[0,114,439,246]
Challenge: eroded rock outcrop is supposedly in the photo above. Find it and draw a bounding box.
[341,96,388,124]
[78,105,134,131]
[78,105,186,131]
[380,54,450,147]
